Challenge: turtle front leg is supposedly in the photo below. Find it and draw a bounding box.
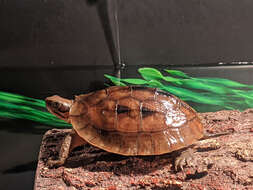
[47,132,72,168]
[174,148,195,171]
[47,129,87,167]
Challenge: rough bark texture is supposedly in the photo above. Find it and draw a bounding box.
[34,109,253,190]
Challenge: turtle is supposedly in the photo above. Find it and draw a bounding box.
[45,86,226,170]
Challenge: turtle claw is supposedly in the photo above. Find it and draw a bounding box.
[47,158,65,168]
[175,148,194,172]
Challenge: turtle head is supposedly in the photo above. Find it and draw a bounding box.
[45,95,73,122]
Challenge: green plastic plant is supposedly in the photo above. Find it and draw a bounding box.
[0,91,71,127]
[105,67,253,111]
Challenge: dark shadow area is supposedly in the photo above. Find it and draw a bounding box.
[65,151,174,175]
[0,120,56,135]
[40,129,175,175]
[185,170,208,180]
[2,161,37,174]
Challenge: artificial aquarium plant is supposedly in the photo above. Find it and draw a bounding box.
[105,68,253,112]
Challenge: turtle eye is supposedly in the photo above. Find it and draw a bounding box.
[52,102,59,108]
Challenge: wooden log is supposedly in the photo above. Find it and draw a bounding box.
[34,109,253,190]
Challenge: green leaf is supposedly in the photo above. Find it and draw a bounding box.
[138,68,183,84]
[179,79,234,94]
[162,76,183,83]
[0,91,45,108]
[138,68,164,81]
[164,69,190,78]
[231,89,253,100]
[121,78,148,85]
[196,78,253,88]
[146,80,164,88]
[104,74,126,86]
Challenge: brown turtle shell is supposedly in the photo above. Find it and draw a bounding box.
[69,86,204,156]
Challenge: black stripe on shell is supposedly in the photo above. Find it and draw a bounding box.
[117,105,130,114]
[141,106,156,118]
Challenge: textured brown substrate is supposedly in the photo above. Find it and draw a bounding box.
[34,109,253,190]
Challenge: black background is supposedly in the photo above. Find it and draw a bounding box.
[1,0,253,68]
